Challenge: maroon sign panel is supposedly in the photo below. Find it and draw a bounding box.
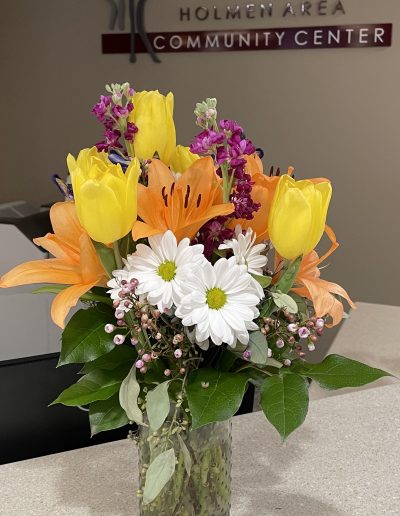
[102,23,392,54]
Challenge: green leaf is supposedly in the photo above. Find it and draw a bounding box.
[290,292,309,318]
[89,393,128,436]
[141,357,168,385]
[247,331,269,365]
[119,365,143,424]
[146,381,170,431]
[186,369,248,429]
[260,372,309,440]
[51,367,127,406]
[58,306,116,367]
[93,242,116,277]
[251,274,272,288]
[80,345,136,374]
[291,354,393,390]
[177,434,192,476]
[275,256,302,293]
[271,292,298,314]
[118,232,135,260]
[218,349,238,372]
[259,298,276,319]
[143,448,176,505]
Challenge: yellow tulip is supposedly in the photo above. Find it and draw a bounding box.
[67,147,140,244]
[129,90,176,164]
[169,145,199,174]
[269,175,332,260]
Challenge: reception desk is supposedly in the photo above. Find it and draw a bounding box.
[1,384,399,515]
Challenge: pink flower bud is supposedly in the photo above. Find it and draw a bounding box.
[155,332,162,340]
[135,359,144,369]
[164,369,171,377]
[113,334,125,345]
[174,348,183,359]
[298,327,311,339]
[179,367,186,375]
[283,359,292,367]
[142,354,151,363]
[140,366,147,374]
[104,324,115,334]
[115,310,125,320]
[287,323,298,333]
[243,350,252,360]
[316,318,325,329]
[276,338,285,349]
[130,337,138,346]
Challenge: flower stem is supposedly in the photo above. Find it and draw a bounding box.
[113,241,124,269]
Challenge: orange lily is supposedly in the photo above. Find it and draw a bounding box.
[233,155,294,242]
[291,225,356,326]
[0,202,107,328]
[132,157,234,242]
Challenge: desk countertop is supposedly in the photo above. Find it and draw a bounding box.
[1,384,400,516]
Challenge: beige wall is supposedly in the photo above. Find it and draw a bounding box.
[1,0,399,306]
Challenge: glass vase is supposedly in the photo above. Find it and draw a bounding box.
[137,419,232,516]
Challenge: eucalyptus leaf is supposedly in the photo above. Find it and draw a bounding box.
[177,434,192,476]
[291,354,393,390]
[251,274,272,288]
[89,393,129,436]
[58,306,116,367]
[143,448,176,505]
[119,365,143,424]
[271,292,298,314]
[51,367,127,406]
[247,331,269,365]
[186,369,248,429]
[146,381,170,431]
[275,256,302,293]
[260,372,309,440]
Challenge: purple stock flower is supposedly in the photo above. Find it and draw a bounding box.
[124,121,138,142]
[112,104,130,119]
[190,129,225,155]
[219,119,243,133]
[195,218,234,259]
[191,117,260,256]
[95,129,123,152]
[92,95,112,122]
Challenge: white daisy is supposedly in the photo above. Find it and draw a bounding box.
[124,230,206,312]
[219,226,268,297]
[175,257,264,348]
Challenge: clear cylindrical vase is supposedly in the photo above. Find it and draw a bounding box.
[137,419,232,516]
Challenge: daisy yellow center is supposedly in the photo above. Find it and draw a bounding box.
[206,287,227,310]
[157,260,177,281]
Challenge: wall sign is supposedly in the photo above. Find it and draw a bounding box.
[103,1,392,63]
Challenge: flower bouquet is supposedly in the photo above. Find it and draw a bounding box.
[1,83,392,515]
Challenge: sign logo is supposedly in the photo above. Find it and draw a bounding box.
[103,1,392,63]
